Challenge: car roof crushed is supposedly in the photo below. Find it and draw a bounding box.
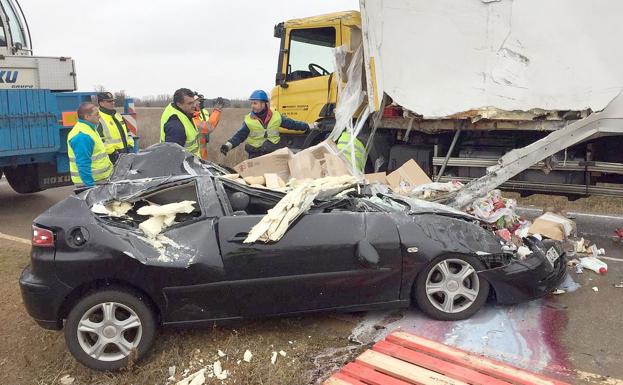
[82,143,570,266]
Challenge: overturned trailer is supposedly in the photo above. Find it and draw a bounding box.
[270,0,623,197]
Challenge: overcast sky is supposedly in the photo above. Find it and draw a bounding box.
[21,0,358,99]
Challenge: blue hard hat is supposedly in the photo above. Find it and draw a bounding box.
[249,89,269,102]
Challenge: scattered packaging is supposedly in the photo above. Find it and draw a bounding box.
[243,175,265,185]
[365,172,388,184]
[386,159,432,191]
[234,147,293,181]
[579,256,608,275]
[528,212,576,241]
[264,173,286,189]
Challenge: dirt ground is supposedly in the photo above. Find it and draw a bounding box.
[0,240,366,385]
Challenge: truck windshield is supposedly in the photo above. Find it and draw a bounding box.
[0,0,26,47]
[0,18,7,46]
[287,27,336,81]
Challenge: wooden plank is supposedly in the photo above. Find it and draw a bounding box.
[374,340,513,385]
[388,332,571,385]
[342,362,413,385]
[323,372,367,385]
[357,349,469,385]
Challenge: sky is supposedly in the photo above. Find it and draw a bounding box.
[20,0,358,99]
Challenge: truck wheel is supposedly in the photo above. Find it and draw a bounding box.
[413,255,489,321]
[3,165,42,194]
[64,289,156,371]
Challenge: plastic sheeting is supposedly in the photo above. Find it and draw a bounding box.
[329,43,369,176]
[361,0,623,116]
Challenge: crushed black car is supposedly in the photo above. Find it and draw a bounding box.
[19,143,567,370]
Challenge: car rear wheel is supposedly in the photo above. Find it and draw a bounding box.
[64,289,156,371]
[414,255,489,321]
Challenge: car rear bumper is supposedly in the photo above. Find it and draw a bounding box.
[19,265,64,330]
[479,250,567,305]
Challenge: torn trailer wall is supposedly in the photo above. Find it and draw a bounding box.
[361,0,623,117]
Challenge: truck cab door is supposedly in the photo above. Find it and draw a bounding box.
[274,25,339,126]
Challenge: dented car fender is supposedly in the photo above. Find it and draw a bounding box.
[395,213,503,300]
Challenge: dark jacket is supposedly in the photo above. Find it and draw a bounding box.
[163,104,194,147]
[228,108,309,148]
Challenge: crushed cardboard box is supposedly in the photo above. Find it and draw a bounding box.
[234,140,355,188]
[528,212,576,241]
[234,147,293,181]
[386,159,432,191]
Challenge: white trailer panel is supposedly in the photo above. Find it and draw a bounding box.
[361,0,623,117]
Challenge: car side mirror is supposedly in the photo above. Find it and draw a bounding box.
[356,239,380,268]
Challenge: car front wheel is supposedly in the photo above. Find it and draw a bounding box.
[414,255,489,321]
[64,289,156,371]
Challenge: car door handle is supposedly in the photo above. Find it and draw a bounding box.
[228,232,249,242]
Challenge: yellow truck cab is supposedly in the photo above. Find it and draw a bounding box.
[271,11,360,135]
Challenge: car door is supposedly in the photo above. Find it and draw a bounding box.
[216,209,402,317]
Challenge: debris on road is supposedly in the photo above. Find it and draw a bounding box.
[271,351,278,364]
[528,212,576,241]
[615,283,623,288]
[59,375,75,385]
[176,368,206,385]
[217,350,226,357]
[212,360,228,380]
[580,256,608,275]
[243,349,253,362]
[552,289,566,295]
[592,286,599,292]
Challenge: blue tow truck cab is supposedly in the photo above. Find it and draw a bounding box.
[0,89,137,194]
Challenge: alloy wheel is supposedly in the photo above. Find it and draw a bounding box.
[425,258,480,314]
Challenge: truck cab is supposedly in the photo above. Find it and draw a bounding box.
[271,11,361,130]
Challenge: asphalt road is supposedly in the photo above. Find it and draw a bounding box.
[2,179,622,384]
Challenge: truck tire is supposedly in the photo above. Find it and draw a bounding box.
[3,165,42,194]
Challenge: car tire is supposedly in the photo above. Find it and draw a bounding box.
[3,165,42,194]
[413,255,489,321]
[64,288,156,371]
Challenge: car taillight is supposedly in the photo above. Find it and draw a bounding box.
[32,226,54,247]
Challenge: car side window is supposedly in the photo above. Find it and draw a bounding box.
[219,182,282,216]
[286,27,336,82]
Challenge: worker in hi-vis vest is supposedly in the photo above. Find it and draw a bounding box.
[160,88,201,157]
[192,94,223,160]
[96,92,134,162]
[67,102,114,187]
[220,89,318,159]
[337,131,366,172]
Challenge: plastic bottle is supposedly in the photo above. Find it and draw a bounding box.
[579,256,608,275]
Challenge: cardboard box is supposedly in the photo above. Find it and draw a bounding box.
[234,148,292,181]
[288,151,323,180]
[528,212,576,241]
[386,159,432,190]
[323,153,352,177]
[365,172,387,184]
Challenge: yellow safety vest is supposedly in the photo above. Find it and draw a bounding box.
[337,132,366,172]
[160,103,200,156]
[67,121,114,185]
[98,109,134,154]
[244,110,282,148]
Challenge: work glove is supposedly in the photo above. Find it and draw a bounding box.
[214,97,225,110]
[220,142,233,155]
[309,122,320,131]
